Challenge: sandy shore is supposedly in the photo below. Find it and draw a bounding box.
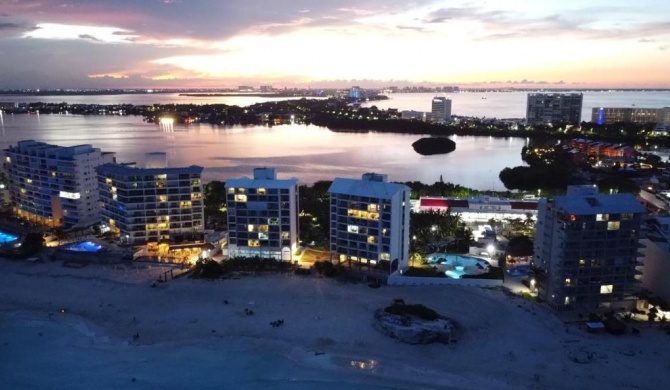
[1,259,669,389]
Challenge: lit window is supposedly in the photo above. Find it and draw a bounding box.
[238,188,246,194]
[621,213,633,220]
[25,178,32,184]
[228,187,235,194]
[368,236,377,244]
[380,253,390,261]
[347,225,359,233]
[367,204,379,212]
[565,278,571,286]
[249,240,261,247]
[268,218,279,225]
[105,178,112,184]
[235,194,247,202]
[281,231,289,239]
[596,214,609,221]
[5,156,10,163]
[248,224,256,232]
[579,259,586,267]
[600,284,613,294]
[607,221,620,231]
[257,188,267,195]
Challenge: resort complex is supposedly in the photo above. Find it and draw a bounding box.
[533,185,646,311]
[225,168,299,261]
[328,173,411,273]
[96,157,205,261]
[3,140,116,229]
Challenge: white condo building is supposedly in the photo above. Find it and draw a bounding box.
[3,140,115,229]
[96,161,205,261]
[328,173,410,273]
[431,97,452,123]
[533,185,645,311]
[225,168,299,261]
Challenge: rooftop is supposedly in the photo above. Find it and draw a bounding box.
[552,192,645,215]
[329,177,409,199]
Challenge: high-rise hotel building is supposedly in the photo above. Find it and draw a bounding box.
[225,168,299,260]
[96,161,205,255]
[533,186,645,311]
[328,173,410,273]
[431,97,452,123]
[526,93,583,126]
[591,107,670,125]
[3,140,115,229]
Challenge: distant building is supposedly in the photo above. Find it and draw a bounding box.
[3,140,115,229]
[417,196,538,223]
[533,185,645,311]
[638,217,670,309]
[238,86,254,92]
[259,85,273,93]
[350,86,364,99]
[591,107,665,125]
[96,161,205,260]
[328,173,411,274]
[225,168,299,261]
[431,97,452,123]
[569,139,634,160]
[400,110,427,121]
[526,93,583,126]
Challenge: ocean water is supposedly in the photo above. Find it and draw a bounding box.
[0,315,444,390]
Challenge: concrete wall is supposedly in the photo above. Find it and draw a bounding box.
[388,274,503,287]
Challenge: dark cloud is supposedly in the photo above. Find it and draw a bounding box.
[78,34,102,42]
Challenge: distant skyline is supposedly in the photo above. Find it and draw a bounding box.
[1,0,669,89]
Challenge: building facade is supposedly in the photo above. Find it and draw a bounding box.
[328,173,410,273]
[417,196,538,223]
[225,168,299,260]
[96,164,205,258]
[431,97,452,123]
[3,140,115,229]
[591,107,666,125]
[526,93,583,126]
[533,185,645,311]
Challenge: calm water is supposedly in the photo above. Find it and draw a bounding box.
[2,90,667,189]
[4,91,669,120]
[0,113,525,190]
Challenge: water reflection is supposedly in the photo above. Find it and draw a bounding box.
[0,115,526,190]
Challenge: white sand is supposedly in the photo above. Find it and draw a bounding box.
[1,259,669,389]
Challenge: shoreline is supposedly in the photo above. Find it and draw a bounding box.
[1,259,670,389]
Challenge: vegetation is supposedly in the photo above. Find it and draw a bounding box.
[191,256,296,279]
[409,210,473,261]
[298,181,332,246]
[411,137,456,155]
[384,301,439,321]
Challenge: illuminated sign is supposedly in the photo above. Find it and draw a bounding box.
[59,191,81,199]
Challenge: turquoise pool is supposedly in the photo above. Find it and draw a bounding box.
[63,241,103,253]
[0,230,20,244]
[426,253,491,279]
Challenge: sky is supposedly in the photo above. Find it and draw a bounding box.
[0,0,669,89]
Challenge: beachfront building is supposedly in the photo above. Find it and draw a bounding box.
[431,97,452,123]
[225,168,299,261]
[417,196,538,223]
[526,93,583,126]
[328,173,411,273]
[96,161,205,261]
[591,107,670,126]
[3,140,115,229]
[533,185,645,312]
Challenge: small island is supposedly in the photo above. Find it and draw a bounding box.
[412,137,457,156]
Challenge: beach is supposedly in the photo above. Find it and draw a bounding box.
[1,259,668,389]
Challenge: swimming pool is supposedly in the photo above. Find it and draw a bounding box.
[0,230,20,244]
[426,253,491,279]
[63,241,103,253]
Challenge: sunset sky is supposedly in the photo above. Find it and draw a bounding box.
[1,0,669,89]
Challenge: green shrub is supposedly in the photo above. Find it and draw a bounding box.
[384,302,439,321]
